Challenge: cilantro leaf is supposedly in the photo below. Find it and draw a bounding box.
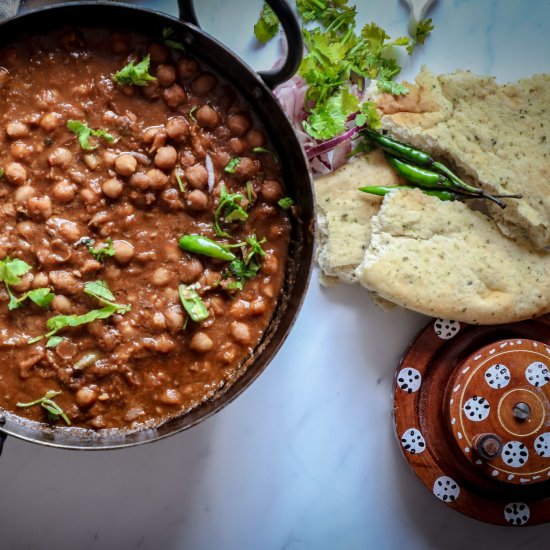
[112,55,157,86]
[161,27,185,52]
[178,284,209,322]
[224,157,241,174]
[88,238,116,262]
[16,390,71,426]
[376,79,410,96]
[303,93,349,140]
[0,167,4,178]
[46,336,64,348]
[214,185,249,238]
[29,280,130,344]
[355,101,381,130]
[224,234,266,290]
[254,3,280,43]
[0,257,31,286]
[67,120,114,151]
[9,287,54,311]
[407,18,435,55]
[176,172,186,193]
[278,197,294,210]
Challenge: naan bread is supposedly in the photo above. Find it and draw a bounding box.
[356,188,550,324]
[378,67,550,248]
[315,149,402,285]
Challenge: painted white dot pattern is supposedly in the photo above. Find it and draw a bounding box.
[525,361,550,387]
[484,363,511,390]
[433,319,460,340]
[432,476,460,502]
[504,502,530,526]
[502,441,529,467]
[534,432,550,457]
[396,367,421,394]
[400,428,426,454]
[463,396,490,421]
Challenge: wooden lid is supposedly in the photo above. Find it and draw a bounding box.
[394,318,550,526]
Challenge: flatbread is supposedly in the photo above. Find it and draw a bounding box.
[356,188,550,324]
[314,149,402,285]
[378,68,550,248]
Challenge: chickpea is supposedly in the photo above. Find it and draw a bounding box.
[4,162,27,185]
[184,164,208,190]
[147,42,169,64]
[111,32,129,54]
[141,80,160,99]
[179,258,204,283]
[27,195,52,220]
[143,126,164,144]
[154,334,176,353]
[165,306,184,333]
[154,145,177,170]
[80,187,101,206]
[261,180,284,203]
[39,112,62,132]
[151,312,167,331]
[83,154,99,170]
[212,150,231,170]
[102,150,118,167]
[227,114,251,137]
[163,83,187,109]
[76,386,97,409]
[246,129,266,149]
[114,153,137,177]
[159,388,182,404]
[166,116,189,142]
[52,180,77,203]
[48,147,73,167]
[112,239,135,264]
[190,73,217,96]
[228,138,244,155]
[177,56,199,80]
[151,267,173,287]
[17,220,35,239]
[32,272,49,288]
[156,64,176,87]
[14,185,36,204]
[6,121,29,139]
[49,270,81,295]
[10,142,33,161]
[250,298,267,316]
[51,294,73,313]
[234,157,258,180]
[126,173,149,192]
[231,321,251,345]
[186,189,209,211]
[11,272,33,293]
[146,168,169,190]
[190,332,213,353]
[262,253,279,275]
[0,67,10,90]
[102,177,124,199]
[195,105,219,129]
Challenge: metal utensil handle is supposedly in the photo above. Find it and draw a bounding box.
[177,0,302,90]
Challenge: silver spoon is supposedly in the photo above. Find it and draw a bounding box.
[403,0,437,35]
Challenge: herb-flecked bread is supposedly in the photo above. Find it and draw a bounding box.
[315,149,402,285]
[378,67,550,248]
[356,188,550,324]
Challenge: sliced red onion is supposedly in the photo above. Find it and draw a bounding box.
[305,125,362,160]
[205,154,215,193]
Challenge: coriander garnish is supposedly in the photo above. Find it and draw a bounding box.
[224,157,241,174]
[161,27,185,52]
[67,120,115,151]
[277,197,294,210]
[17,390,71,426]
[214,184,248,238]
[112,54,157,87]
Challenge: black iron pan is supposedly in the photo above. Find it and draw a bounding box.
[0,0,314,452]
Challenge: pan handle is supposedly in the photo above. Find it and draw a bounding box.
[0,432,7,457]
[177,0,302,90]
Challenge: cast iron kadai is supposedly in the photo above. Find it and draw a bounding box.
[0,0,314,452]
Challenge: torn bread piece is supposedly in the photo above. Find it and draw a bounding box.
[315,149,402,285]
[379,67,550,248]
[356,188,550,324]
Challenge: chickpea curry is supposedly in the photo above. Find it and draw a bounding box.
[0,28,292,430]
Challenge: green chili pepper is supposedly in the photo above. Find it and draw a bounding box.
[362,129,508,207]
[359,185,522,203]
[178,284,209,322]
[179,234,236,261]
[385,154,449,189]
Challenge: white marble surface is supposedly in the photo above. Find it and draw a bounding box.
[2,0,550,548]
